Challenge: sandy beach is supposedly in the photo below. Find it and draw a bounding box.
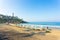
[0,24,60,40]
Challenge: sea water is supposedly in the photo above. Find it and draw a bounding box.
[28,22,60,26]
[17,22,60,29]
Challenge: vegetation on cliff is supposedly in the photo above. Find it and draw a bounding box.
[0,14,27,23]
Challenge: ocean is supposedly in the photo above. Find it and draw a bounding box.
[18,22,60,29]
[28,22,60,26]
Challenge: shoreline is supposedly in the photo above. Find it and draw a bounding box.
[17,24,60,30]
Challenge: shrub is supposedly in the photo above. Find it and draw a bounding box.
[36,29,40,31]
[45,30,51,33]
[42,28,46,31]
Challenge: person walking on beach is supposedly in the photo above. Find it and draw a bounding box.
[47,27,48,29]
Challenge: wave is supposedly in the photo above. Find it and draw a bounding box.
[17,23,60,29]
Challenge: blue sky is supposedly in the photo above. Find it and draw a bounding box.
[0,0,60,22]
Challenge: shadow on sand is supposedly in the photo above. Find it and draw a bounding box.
[22,32,35,37]
[0,31,46,40]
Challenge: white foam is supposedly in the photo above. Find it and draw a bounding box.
[17,24,60,29]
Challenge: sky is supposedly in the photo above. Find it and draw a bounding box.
[0,0,60,22]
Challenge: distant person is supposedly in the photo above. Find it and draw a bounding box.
[47,27,48,29]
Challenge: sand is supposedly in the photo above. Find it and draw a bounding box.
[0,24,60,40]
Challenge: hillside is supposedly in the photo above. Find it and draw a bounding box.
[0,14,27,23]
